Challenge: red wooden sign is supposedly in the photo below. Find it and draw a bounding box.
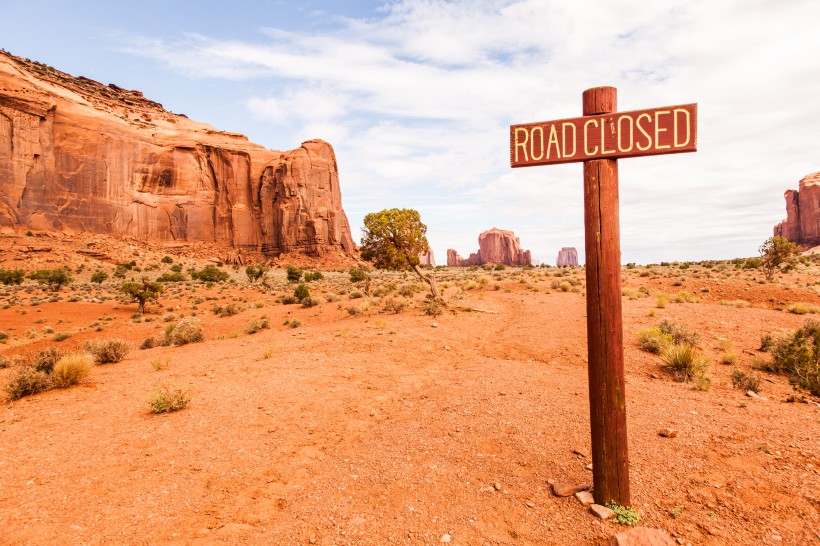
[510,103,697,167]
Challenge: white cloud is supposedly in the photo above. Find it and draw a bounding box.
[120,0,820,264]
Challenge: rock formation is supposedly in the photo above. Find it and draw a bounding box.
[556,247,578,267]
[419,249,435,266]
[0,50,355,257]
[447,228,531,266]
[773,172,820,246]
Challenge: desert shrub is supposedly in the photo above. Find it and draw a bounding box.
[90,270,109,284]
[786,303,820,315]
[656,295,667,308]
[0,269,24,285]
[349,291,364,299]
[672,291,698,303]
[156,272,187,283]
[120,278,163,314]
[294,284,309,301]
[637,327,672,354]
[280,295,298,305]
[212,303,239,317]
[731,368,762,393]
[349,267,368,283]
[191,265,229,283]
[657,319,699,346]
[286,265,303,283]
[559,281,572,292]
[769,319,820,395]
[759,334,775,352]
[244,315,269,334]
[84,338,131,364]
[140,337,157,350]
[5,366,52,400]
[170,263,183,273]
[149,385,190,413]
[347,306,361,316]
[51,353,92,388]
[495,264,505,271]
[423,299,443,317]
[720,352,738,365]
[284,318,302,328]
[719,299,750,308]
[662,343,709,382]
[303,271,324,282]
[743,257,763,269]
[27,268,72,291]
[0,332,8,343]
[165,317,204,346]
[161,256,174,264]
[245,264,269,283]
[32,347,63,374]
[53,332,72,342]
[382,297,406,314]
[301,296,321,308]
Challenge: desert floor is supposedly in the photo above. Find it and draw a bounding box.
[0,234,818,545]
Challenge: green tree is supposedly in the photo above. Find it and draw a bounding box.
[294,283,309,301]
[286,265,303,283]
[0,269,25,285]
[360,208,440,299]
[90,270,109,284]
[28,268,72,291]
[348,267,371,295]
[191,265,230,283]
[120,278,164,314]
[245,264,269,283]
[759,235,799,281]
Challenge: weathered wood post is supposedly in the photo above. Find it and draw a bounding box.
[509,87,697,508]
[582,86,629,505]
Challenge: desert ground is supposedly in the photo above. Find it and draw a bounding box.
[0,232,818,545]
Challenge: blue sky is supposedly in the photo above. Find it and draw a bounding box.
[2,0,819,264]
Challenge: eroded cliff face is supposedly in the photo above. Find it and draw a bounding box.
[556,247,578,267]
[447,228,532,267]
[0,51,355,257]
[773,172,820,246]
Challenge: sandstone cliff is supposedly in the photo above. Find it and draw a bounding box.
[419,249,435,267]
[556,247,578,267]
[447,228,531,267]
[0,50,355,258]
[773,172,820,246]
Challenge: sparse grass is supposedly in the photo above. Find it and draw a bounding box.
[656,294,667,308]
[53,331,72,342]
[84,338,131,364]
[382,297,406,314]
[150,357,170,371]
[149,385,190,413]
[720,352,738,365]
[244,315,270,334]
[51,353,92,388]
[672,291,699,303]
[785,303,820,315]
[637,327,672,354]
[165,317,204,346]
[719,299,751,308]
[731,368,762,393]
[662,343,709,383]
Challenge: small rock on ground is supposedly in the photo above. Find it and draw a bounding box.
[440,533,451,543]
[575,490,595,506]
[552,483,592,497]
[658,428,678,438]
[607,526,676,545]
[590,504,615,520]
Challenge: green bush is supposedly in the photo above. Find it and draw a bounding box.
[294,284,309,301]
[156,272,187,283]
[769,319,820,395]
[0,269,25,285]
[304,271,324,282]
[245,264,269,283]
[161,256,174,264]
[90,270,109,283]
[349,268,368,283]
[27,268,72,291]
[286,265,303,283]
[191,265,230,283]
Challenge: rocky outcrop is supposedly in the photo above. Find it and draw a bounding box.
[773,172,820,246]
[447,228,531,266]
[0,50,355,258]
[419,249,435,266]
[556,247,578,267]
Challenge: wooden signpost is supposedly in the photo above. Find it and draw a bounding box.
[510,87,697,505]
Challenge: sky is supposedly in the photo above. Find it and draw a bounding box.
[2,0,818,265]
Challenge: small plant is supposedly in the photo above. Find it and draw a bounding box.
[150,357,170,371]
[245,264,269,283]
[284,318,302,328]
[669,505,683,519]
[33,347,63,374]
[5,366,52,400]
[161,256,174,264]
[657,319,699,346]
[662,343,709,382]
[244,316,270,335]
[720,352,737,365]
[422,299,443,317]
[559,281,571,292]
[51,353,92,388]
[84,338,131,364]
[53,332,72,342]
[280,295,298,305]
[731,368,761,393]
[606,503,641,526]
[149,385,190,413]
[382,297,406,314]
[286,265,303,283]
[212,303,239,317]
[165,317,204,346]
[294,284,309,301]
[301,296,321,308]
[637,327,672,354]
[156,272,187,283]
[759,333,775,352]
[90,270,109,283]
[786,303,820,315]
[140,337,157,350]
[656,294,667,308]
[769,319,820,395]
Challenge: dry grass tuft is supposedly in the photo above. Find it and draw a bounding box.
[51,353,92,388]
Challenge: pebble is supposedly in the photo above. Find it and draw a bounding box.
[589,504,615,520]
[573,447,590,458]
[746,390,767,401]
[440,533,451,543]
[431,322,438,328]
[575,490,595,506]
[658,428,678,438]
[586,463,593,471]
[493,482,502,491]
[552,483,592,497]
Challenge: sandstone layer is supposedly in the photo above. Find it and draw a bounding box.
[0,50,355,257]
[447,228,531,267]
[556,247,579,267]
[773,172,820,246]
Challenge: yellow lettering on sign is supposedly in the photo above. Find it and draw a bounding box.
[600,117,616,155]
[530,126,545,161]
[673,108,691,148]
[514,127,529,162]
[584,119,599,156]
[617,115,634,153]
[546,124,562,159]
[562,122,576,158]
[636,113,652,151]
[654,110,671,149]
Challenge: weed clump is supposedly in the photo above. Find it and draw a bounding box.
[51,353,92,388]
[606,503,641,526]
[244,316,270,335]
[84,338,131,364]
[165,317,204,346]
[731,368,762,393]
[662,343,709,383]
[149,385,190,413]
[768,319,820,395]
[637,327,672,354]
[5,366,52,400]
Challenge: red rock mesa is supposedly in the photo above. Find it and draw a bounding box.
[773,172,820,246]
[447,228,532,266]
[556,247,579,267]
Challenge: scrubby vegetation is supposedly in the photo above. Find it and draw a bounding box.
[84,338,131,364]
[149,385,190,413]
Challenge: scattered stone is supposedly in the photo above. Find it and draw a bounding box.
[586,463,594,471]
[431,322,439,328]
[440,533,451,543]
[658,428,678,438]
[493,482,502,491]
[590,504,615,520]
[526,501,535,508]
[552,483,592,497]
[746,390,767,401]
[573,447,590,458]
[607,526,676,545]
[575,490,595,506]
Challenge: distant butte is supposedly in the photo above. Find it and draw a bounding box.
[0,50,355,260]
[556,247,578,267]
[447,227,532,267]
[773,171,820,246]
